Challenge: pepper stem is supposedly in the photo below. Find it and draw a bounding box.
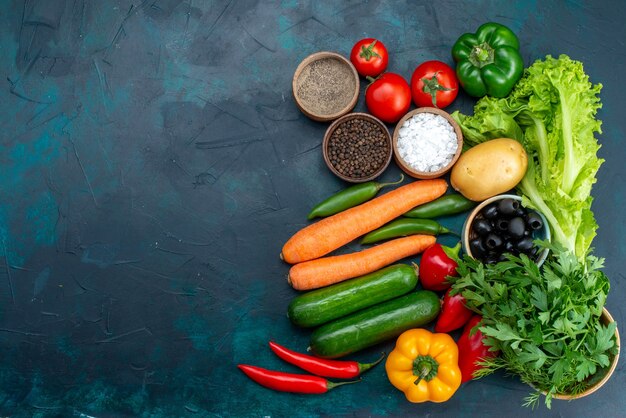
[442,241,462,262]
[438,225,459,237]
[358,352,386,374]
[469,42,495,68]
[412,355,439,385]
[375,174,404,192]
[326,378,362,391]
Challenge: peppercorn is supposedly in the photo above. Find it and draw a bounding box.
[327,118,390,179]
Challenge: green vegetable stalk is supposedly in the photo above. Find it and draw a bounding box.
[450,244,617,409]
[451,55,604,261]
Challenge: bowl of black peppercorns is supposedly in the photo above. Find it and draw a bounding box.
[462,194,551,266]
[322,112,393,182]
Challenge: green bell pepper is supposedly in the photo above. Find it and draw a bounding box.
[451,22,524,98]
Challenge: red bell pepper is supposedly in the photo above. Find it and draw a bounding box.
[434,289,473,333]
[419,242,460,291]
[457,315,497,383]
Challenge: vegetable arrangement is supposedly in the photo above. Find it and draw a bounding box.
[238,20,618,412]
[452,54,604,262]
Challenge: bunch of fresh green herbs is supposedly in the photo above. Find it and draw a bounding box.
[450,242,618,409]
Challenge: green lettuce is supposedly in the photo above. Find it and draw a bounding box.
[452,55,604,261]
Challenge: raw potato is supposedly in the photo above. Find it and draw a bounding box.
[451,138,528,201]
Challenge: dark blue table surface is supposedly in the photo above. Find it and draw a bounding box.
[1,1,625,417]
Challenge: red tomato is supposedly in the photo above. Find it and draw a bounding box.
[365,73,411,124]
[350,38,388,77]
[410,60,458,109]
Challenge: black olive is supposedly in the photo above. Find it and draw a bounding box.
[469,238,487,259]
[508,217,526,238]
[495,218,509,231]
[514,207,526,217]
[504,240,515,253]
[482,203,499,219]
[526,212,544,230]
[484,233,503,250]
[497,198,520,215]
[484,252,500,265]
[516,237,534,252]
[472,218,493,236]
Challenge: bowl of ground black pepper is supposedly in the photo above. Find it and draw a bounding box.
[323,113,393,182]
[292,51,360,122]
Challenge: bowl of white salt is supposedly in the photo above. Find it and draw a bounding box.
[392,107,463,179]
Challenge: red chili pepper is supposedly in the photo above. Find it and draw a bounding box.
[434,289,473,333]
[457,315,498,383]
[419,242,461,291]
[237,364,359,394]
[269,341,384,378]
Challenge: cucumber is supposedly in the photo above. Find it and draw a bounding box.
[308,290,440,358]
[287,264,418,328]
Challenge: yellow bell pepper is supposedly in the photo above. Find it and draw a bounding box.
[385,328,462,403]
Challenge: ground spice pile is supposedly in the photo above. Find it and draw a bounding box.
[327,118,390,179]
[295,57,356,116]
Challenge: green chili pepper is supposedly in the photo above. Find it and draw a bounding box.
[360,219,453,245]
[403,194,476,219]
[307,174,404,220]
[451,22,524,98]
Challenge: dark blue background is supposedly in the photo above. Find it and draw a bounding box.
[1,1,624,417]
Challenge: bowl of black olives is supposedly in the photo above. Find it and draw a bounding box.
[462,194,550,266]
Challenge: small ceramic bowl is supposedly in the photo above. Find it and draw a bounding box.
[322,113,393,183]
[462,194,551,266]
[549,307,620,400]
[292,51,360,122]
[392,107,463,179]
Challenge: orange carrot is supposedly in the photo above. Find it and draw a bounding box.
[281,179,447,264]
[287,235,436,290]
